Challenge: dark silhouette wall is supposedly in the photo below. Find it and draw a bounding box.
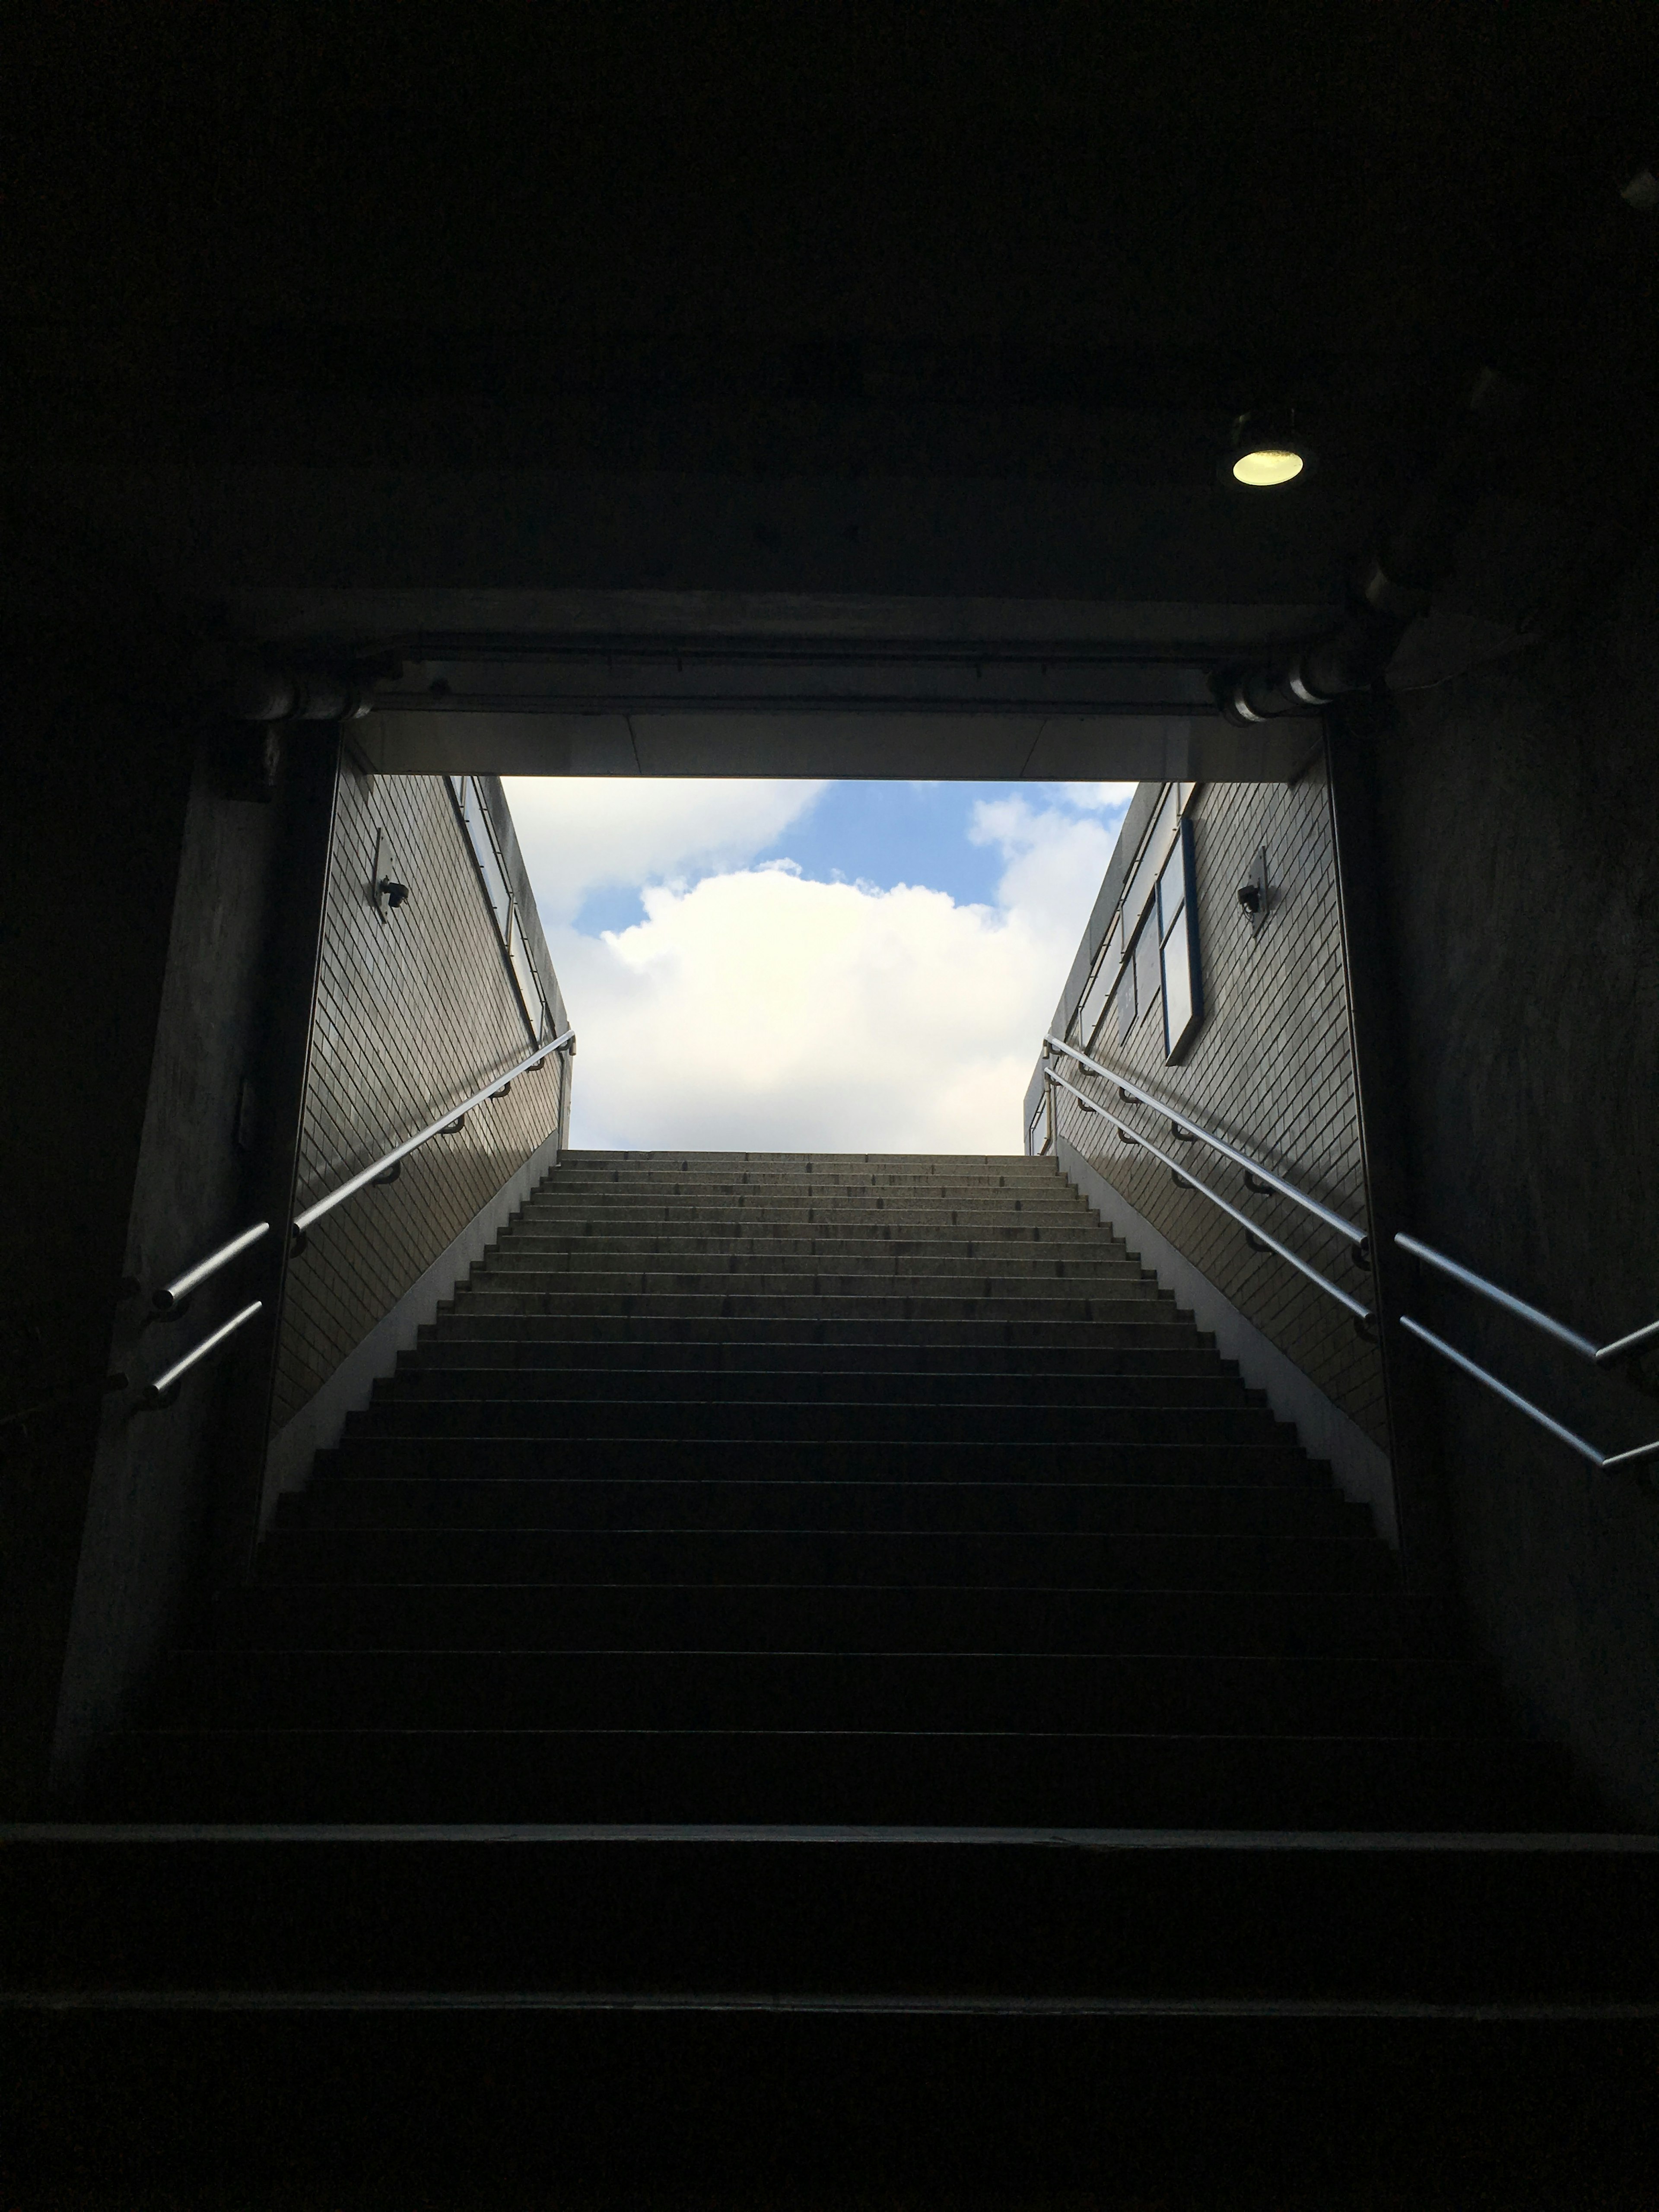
[2,683,198,1811]
[1373,556,1659,1819]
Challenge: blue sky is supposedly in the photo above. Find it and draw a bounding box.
[505,777,1134,1152]
[571,780,1027,934]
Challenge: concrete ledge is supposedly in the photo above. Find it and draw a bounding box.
[1057,1133,1399,1547]
[260,1127,564,1531]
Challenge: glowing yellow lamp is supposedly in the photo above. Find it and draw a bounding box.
[1231,447,1305,487]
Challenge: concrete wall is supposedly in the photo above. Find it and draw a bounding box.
[262,1124,564,1525]
[1371,556,1659,1822]
[271,768,567,1436]
[29,744,569,1805]
[0,685,197,1812]
[1030,766,1386,1453]
[1057,1134,1396,1544]
[47,732,297,1794]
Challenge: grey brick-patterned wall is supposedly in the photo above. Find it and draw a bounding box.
[1032,762,1386,1450]
[271,766,567,1433]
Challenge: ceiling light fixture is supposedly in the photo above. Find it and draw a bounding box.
[1220,409,1315,490]
[1233,447,1304,486]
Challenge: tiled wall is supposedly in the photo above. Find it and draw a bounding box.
[1033,761,1387,1450]
[270,766,567,1432]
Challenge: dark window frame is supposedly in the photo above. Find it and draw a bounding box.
[1157,814,1204,1062]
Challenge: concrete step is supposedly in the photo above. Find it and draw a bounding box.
[89,1726,1576,1827]
[281,1478,1354,1538]
[315,1437,1324,1486]
[251,1526,1394,1591]
[524,1210,1097,1229]
[341,1400,1294,1447]
[5,1831,1648,2014]
[424,1314,1209,1349]
[400,1338,1240,1377]
[556,1154,1052,1168]
[551,1155,1051,1179]
[146,1649,1504,1736]
[486,1239,1132,1274]
[519,1199,1108,1222]
[448,1290,1182,1324]
[537,1177,1071,1204]
[459,1268,1162,1303]
[377,1365,1262,1407]
[202,1581,1447,1658]
[521,1206,1100,1234]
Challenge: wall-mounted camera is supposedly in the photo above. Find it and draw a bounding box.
[1237,845,1269,936]
[372,828,411,922]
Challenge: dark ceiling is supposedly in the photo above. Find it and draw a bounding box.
[4,1,1654,767]
[9,5,1652,346]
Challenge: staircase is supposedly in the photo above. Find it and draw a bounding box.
[13,1153,1654,2012]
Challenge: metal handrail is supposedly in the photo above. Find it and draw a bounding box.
[1400,1316,1659,1474]
[140,1300,264,1408]
[153,1221,270,1314]
[133,1028,574,1405]
[1397,1233,1659,1368]
[292,1028,574,1239]
[1044,1034,1366,1248]
[1045,1065,1372,1325]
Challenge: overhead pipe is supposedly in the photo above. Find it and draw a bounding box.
[220,658,376,723]
[188,645,389,723]
[1215,366,1525,726]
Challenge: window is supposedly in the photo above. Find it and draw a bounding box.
[1060,784,1204,1060]
[451,775,513,938]
[1122,785,1179,948]
[507,908,547,1038]
[1078,785,1181,1049]
[1157,816,1204,1061]
[448,775,548,1041]
[1079,912,1122,1048]
[1115,950,1137,1041]
[1133,915,1161,1024]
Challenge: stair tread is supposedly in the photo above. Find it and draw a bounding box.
[90,1148,1578,1851]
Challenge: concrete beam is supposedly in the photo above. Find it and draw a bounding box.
[358,710,1322,782]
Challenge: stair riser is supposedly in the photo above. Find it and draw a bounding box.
[452,1294,1181,1322]
[381,1368,1259,1408]
[204,1584,1441,1658]
[537,1186,1075,1209]
[284,1480,1355,1537]
[490,1244,1138,1271]
[7,1837,1647,2006]
[343,1405,1293,1447]
[153,1651,1500,1735]
[94,1731,1573,1827]
[93,1146,1532,1849]
[550,1160,1058,1181]
[513,1230,1123,1247]
[425,1319,1211,1348]
[526,1212,1110,1230]
[401,1343,1237,1377]
[318,1440,1323,1484]
[460,1276,1164,1305]
[254,1529,1395,1591]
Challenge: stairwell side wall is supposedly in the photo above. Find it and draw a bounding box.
[260,1124,563,1529]
[1056,1134,1397,1544]
[1368,558,1659,1824]
[1027,764,1389,1457]
[268,766,569,1445]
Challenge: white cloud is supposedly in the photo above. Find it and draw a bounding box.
[1053,781,1139,812]
[529,781,1131,1154]
[969,790,1131,939]
[501,776,828,924]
